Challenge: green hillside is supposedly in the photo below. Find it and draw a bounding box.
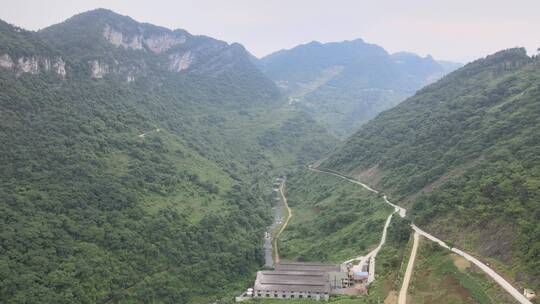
[0,10,337,304]
[321,48,540,292]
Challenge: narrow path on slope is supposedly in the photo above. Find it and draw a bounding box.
[273,178,292,265]
[308,166,406,217]
[366,213,394,282]
[309,166,532,304]
[398,231,420,304]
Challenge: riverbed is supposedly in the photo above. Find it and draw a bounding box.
[264,186,285,268]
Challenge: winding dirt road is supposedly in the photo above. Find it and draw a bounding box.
[398,231,420,304]
[367,213,394,282]
[309,166,532,304]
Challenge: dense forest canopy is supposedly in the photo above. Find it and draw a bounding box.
[0,9,338,303]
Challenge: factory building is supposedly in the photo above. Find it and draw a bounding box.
[276,262,340,273]
[252,262,340,301]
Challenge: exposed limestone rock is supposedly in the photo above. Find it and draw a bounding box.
[54,58,66,77]
[0,54,14,68]
[90,60,109,78]
[42,58,51,71]
[18,57,40,74]
[103,24,143,50]
[145,35,186,54]
[169,52,193,72]
[103,24,186,54]
[0,54,66,77]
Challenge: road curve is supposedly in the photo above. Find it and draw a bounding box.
[398,231,420,304]
[310,166,532,304]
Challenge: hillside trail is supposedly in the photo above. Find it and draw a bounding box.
[398,231,420,304]
[308,166,532,304]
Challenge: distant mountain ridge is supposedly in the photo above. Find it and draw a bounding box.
[258,39,461,137]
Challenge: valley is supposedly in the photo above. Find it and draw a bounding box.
[245,50,540,304]
[248,164,533,303]
[0,5,539,304]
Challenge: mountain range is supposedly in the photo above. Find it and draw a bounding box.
[258,39,461,136]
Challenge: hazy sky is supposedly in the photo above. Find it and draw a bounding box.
[1,0,538,62]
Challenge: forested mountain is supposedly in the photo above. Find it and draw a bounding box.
[258,39,460,137]
[320,48,540,292]
[0,9,338,304]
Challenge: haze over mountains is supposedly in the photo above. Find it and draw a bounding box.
[258,39,461,136]
[0,6,538,304]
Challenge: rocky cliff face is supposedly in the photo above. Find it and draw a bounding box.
[0,54,66,77]
[144,34,187,54]
[1,8,276,98]
[102,24,143,50]
[89,60,109,78]
[97,22,255,79]
[102,23,187,54]
[169,51,193,72]
[0,54,14,68]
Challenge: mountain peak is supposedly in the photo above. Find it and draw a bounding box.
[62,8,137,28]
[348,37,365,44]
[305,40,322,47]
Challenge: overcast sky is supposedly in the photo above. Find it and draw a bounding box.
[1,0,538,63]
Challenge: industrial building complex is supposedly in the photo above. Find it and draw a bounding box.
[236,261,371,301]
